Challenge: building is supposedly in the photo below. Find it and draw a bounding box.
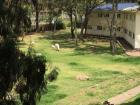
[87,3,140,49]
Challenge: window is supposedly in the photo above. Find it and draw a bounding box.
[117,14,121,18]
[129,31,132,37]
[97,26,102,30]
[124,14,128,19]
[130,15,132,20]
[117,27,121,31]
[124,28,127,34]
[104,13,109,17]
[87,25,92,29]
[98,13,102,17]
[133,15,135,21]
[125,14,128,19]
[132,33,135,39]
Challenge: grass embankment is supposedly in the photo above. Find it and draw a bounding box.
[20,30,140,105]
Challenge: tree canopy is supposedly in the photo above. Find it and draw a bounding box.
[0,1,58,105]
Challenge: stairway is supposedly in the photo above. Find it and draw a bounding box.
[117,37,133,51]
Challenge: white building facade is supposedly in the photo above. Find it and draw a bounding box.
[87,3,140,49]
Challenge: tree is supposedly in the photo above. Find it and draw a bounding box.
[0,0,58,105]
[138,0,140,5]
[110,0,118,54]
[105,0,118,54]
[31,0,47,32]
[47,0,63,32]
[79,0,104,40]
[62,0,76,39]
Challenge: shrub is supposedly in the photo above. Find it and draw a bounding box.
[46,20,66,31]
[55,20,66,30]
[67,21,82,28]
[48,67,59,82]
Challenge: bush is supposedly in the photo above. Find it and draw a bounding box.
[67,22,71,27]
[76,21,82,28]
[67,21,82,28]
[48,67,59,82]
[55,20,66,30]
[46,20,66,31]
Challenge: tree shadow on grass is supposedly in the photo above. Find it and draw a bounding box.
[121,97,140,105]
[73,44,124,56]
[68,62,79,66]
[39,33,77,48]
[39,32,124,55]
[40,84,67,104]
[112,56,140,65]
[41,32,70,41]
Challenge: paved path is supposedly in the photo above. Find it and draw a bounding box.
[126,50,140,57]
[104,85,140,105]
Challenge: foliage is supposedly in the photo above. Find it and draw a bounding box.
[15,48,47,105]
[31,0,48,32]
[67,21,82,28]
[46,20,66,31]
[48,67,59,82]
[0,39,48,105]
[55,20,66,30]
[0,1,58,105]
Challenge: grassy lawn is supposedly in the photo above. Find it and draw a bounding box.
[20,30,140,105]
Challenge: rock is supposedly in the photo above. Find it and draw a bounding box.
[76,74,90,81]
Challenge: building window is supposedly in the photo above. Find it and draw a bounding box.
[104,13,109,17]
[117,27,121,31]
[87,25,92,29]
[124,14,128,19]
[129,31,132,37]
[132,33,135,39]
[117,14,121,18]
[124,28,127,34]
[125,14,128,19]
[97,26,102,30]
[98,13,102,17]
[133,15,135,21]
[130,15,132,20]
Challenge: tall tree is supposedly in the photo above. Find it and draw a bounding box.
[63,0,79,44]
[31,0,47,32]
[62,0,76,39]
[47,0,62,32]
[110,0,118,54]
[0,1,58,105]
[79,0,104,39]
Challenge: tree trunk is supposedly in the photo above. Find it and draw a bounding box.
[35,5,39,32]
[84,17,88,35]
[80,12,88,38]
[111,0,117,54]
[54,18,57,32]
[80,6,89,41]
[69,12,75,39]
[74,6,78,46]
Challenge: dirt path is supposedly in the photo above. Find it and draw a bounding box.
[104,85,140,105]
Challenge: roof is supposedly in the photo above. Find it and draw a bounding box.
[96,3,139,11]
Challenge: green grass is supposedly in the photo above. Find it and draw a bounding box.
[20,30,140,105]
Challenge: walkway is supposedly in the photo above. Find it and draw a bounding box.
[104,85,140,105]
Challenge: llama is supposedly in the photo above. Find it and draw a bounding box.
[52,43,60,51]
